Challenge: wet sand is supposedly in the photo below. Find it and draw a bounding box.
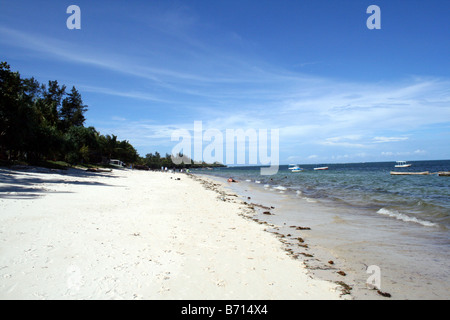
[215,175,450,300]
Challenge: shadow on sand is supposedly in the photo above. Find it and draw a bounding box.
[0,166,121,199]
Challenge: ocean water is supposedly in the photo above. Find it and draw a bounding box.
[193,160,450,299]
[196,160,450,229]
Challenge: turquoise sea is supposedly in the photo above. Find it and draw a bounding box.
[197,160,450,229]
[193,160,450,299]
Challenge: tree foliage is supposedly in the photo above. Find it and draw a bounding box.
[143,152,225,170]
[0,62,138,165]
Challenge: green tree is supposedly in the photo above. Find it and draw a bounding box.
[0,61,144,166]
[64,126,99,164]
[43,80,66,127]
[23,78,65,161]
[0,62,38,160]
[59,86,87,132]
[100,134,118,161]
[116,140,138,164]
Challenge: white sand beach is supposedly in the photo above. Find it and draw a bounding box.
[0,167,342,300]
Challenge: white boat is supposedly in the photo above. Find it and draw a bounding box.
[288,164,303,172]
[109,159,125,168]
[314,166,328,170]
[395,161,412,168]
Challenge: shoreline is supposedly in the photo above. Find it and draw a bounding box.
[0,167,343,300]
[194,173,367,300]
[197,172,450,300]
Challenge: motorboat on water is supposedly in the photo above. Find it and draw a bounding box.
[395,161,412,168]
[288,164,304,172]
[314,166,328,170]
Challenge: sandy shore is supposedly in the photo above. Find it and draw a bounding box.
[0,167,342,300]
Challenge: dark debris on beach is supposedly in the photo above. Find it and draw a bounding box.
[190,174,362,299]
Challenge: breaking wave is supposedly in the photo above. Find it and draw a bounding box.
[377,208,437,227]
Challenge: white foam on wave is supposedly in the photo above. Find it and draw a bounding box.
[377,208,437,227]
[255,180,261,184]
[264,184,271,188]
[245,179,251,182]
[273,186,287,191]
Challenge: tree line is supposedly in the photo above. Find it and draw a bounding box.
[144,152,225,170]
[0,61,138,166]
[0,62,224,170]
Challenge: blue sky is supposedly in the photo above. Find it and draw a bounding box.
[1,0,449,164]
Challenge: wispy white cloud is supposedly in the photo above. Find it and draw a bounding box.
[95,73,450,159]
[381,149,427,157]
[320,135,366,148]
[79,85,174,104]
[0,26,257,90]
[2,17,449,162]
[373,136,409,143]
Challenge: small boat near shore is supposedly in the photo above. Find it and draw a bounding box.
[438,172,450,176]
[288,164,304,172]
[314,166,329,170]
[109,159,126,168]
[390,171,429,175]
[395,161,412,168]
